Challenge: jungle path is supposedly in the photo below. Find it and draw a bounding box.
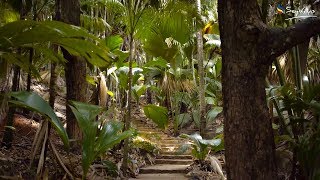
[130,117,192,180]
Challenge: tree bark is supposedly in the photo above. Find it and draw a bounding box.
[121,34,134,175]
[218,0,320,179]
[1,65,20,148]
[196,0,206,138]
[60,0,87,143]
[1,1,27,149]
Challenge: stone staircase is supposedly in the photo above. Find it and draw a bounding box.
[130,119,193,179]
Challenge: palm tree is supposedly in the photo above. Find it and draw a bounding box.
[59,0,88,143]
[196,0,206,137]
[117,0,149,174]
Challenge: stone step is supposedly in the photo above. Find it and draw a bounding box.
[159,143,187,147]
[140,164,189,174]
[155,159,193,165]
[157,154,192,160]
[129,173,188,180]
[157,138,188,142]
[160,146,185,152]
[158,142,183,146]
[160,151,191,155]
[133,124,157,128]
[137,130,161,134]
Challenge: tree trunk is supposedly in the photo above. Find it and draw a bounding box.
[218,0,320,179]
[1,1,27,148]
[196,0,206,138]
[60,0,87,143]
[121,34,134,175]
[218,1,277,179]
[0,60,10,130]
[2,65,20,148]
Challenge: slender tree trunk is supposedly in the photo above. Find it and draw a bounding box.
[1,1,27,148]
[122,34,134,175]
[1,65,20,148]
[196,0,206,137]
[0,59,10,130]
[60,0,87,143]
[26,1,37,93]
[42,0,61,171]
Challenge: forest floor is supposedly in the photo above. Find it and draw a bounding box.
[0,78,225,179]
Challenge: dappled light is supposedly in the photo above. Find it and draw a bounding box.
[0,0,320,179]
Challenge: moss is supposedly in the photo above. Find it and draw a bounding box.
[132,136,160,153]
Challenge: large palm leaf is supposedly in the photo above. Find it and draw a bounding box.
[0,20,112,78]
[136,1,201,66]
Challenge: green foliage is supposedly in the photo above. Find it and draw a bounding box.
[297,125,320,180]
[136,0,200,66]
[268,42,320,179]
[178,133,222,162]
[143,104,168,130]
[8,91,69,148]
[0,3,19,26]
[132,85,147,103]
[69,101,134,178]
[101,160,118,177]
[207,107,223,122]
[174,113,192,131]
[80,14,111,33]
[116,66,143,90]
[105,35,124,52]
[0,20,112,78]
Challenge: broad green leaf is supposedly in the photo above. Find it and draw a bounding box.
[105,35,123,51]
[68,101,133,178]
[205,97,216,105]
[175,113,192,128]
[69,104,97,176]
[8,91,69,148]
[113,50,129,67]
[96,121,133,155]
[132,85,147,101]
[143,104,168,129]
[179,133,223,160]
[176,143,191,155]
[69,101,102,122]
[207,107,223,122]
[144,57,168,69]
[0,20,112,69]
[192,110,200,128]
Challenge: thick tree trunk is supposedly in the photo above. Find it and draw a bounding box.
[218,0,320,179]
[218,1,277,179]
[60,0,87,142]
